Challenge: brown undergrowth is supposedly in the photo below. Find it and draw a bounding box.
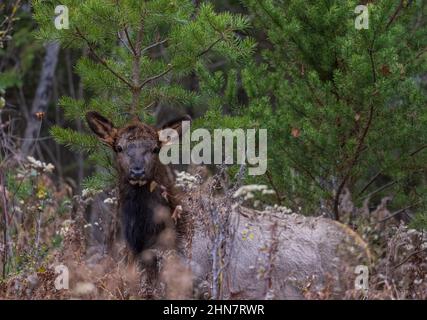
[1,160,426,299]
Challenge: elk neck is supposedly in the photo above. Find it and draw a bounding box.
[118,177,174,254]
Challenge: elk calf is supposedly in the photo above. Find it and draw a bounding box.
[86,112,188,257]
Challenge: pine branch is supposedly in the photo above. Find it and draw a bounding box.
[130,18,145,114]
[138,36,226,90]
[386,0,406,30]
[333,104,375,221]
[124,26,137,56]
[75,27,134,89]
[357,170,382,197]
[118,30,135,55]
[368,48,377,83]
[379,201,422,223]
[357,144,427,199]
[139,66,173,89]
[197,37,223,58]
[141,38,168,55]
[266,169,283,205]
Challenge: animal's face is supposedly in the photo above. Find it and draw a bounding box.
[86,111,189,185]
[114,125,160,184]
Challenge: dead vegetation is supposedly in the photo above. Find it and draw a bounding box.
[0,159,426,300]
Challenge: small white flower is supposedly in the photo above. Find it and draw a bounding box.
[103,197,116,204]
[261,189,275,195]
[58,219,74,237]
[81,188,90,198]
[244,192,254,200]
[233,184,268,198]
[44,163,55,173]
[81,188,101,199]
[175,171,200,189]
[27,156,37,165]
[27,156,55,173]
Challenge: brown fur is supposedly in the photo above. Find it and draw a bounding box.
[85,112,188,258]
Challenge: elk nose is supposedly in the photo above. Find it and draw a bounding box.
[130,167,145,179]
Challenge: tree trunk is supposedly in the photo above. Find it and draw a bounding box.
[21,41,60,156]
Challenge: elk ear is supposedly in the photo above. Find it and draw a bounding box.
[85,111,117,147]
[158,115,191,146]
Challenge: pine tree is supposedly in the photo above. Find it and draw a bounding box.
[198,0,427,223]
[33,0,253,189]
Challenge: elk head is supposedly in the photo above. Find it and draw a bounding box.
[85,111,190,186]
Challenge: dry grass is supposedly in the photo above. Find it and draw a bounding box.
[1,163,426,300]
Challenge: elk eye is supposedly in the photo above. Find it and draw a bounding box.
[152,146,160,154]
[116,145,123,153]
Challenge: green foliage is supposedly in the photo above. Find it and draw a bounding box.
[50,126,99,153]
[33,0,253,189]
[33,0,427,222]
[197,0,427,218]
[410,211,427,230]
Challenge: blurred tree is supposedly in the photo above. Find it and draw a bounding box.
[21,41,60,156]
